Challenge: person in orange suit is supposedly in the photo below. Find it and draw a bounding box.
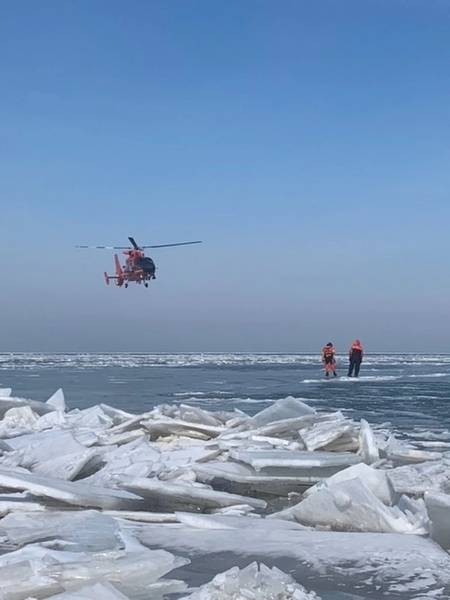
[348,339,364,377]
[322,342,337,377]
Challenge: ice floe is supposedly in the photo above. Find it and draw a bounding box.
[0,388,448,598]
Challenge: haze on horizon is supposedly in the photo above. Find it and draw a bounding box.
[1,1,450,353]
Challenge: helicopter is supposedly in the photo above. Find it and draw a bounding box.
[77,236,202,288]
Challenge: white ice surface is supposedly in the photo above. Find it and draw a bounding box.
[300,418,354,452]
[0,469,143,510]
[248,397,315,429]
[138,521,450,594]
[120,477,267,511]
[303,463,394,505]
[358,419,380,464]
[387,460,450,497]
[142,417,224,440]
[193,460,312,495]
[272,478,426,534]
[43,582,130,599]
[5,430,91,470]
[229,449,360,480]
[0,396,54,418]
[46,388,67,413]
[424,491,450,549]
[0,509,121,551]
[180,562,321,600]
[83,438,159,487]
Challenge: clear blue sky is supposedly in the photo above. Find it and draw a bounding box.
[1,0,449,352]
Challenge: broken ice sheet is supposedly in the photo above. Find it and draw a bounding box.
[424,491,450,549]
[0,406,40,437]
[272,478,426,534]
[82,438,159,487]
[5,430,91,470]
[383,436,443,465]
[178,404,223,427]
[387,460,450,497]
[229,449,360,480]
[0,395,54,418]
[180,562,321,600]
[0,559,60,599]
[300,419,354,452]
[120,477,267,511]
[0,469,143,510]
[358,419,380,464]
[303,463,395,506]
[193,460,312,496]
[46,388,67,412]
[50,546,189,599]
[247,397,315,429]
[138,521,450,595]
[141,417,224,440]
[43,582,130,599]
[0,492,46,517]
[0,510,121,551]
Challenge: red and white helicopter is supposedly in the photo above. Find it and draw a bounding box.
[77,236,202,288]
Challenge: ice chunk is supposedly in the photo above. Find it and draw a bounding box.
[321,431,359,453]
[358,419,380,464]
[0,493,46,517]
[304,463,394,506]
[35,409,67,431]
[272,478,426,534]
[139,522,450,593]
[179,404,223,427]
[0,560,60,599]
[397,494,430,532]
[66,405,114,430]
[100,403,137,424]
[6,430,89,470]
[32,449,98,481]
[0,439,12,452]
[249,397,315,429]
[83,438,159,486]
[180,562,321,599]
[0,396,54,417]
[0,469,143,510]
[142,417,224,440]
[175,513,307,531]
[104,510,180,523]
[424,491,450,549]
[44,582,130,599]
[158,444,221,469]
[46,388,67,412]
[0,387,12,397]
[229,449,360,480]
[51,546,189,599]
[120,477,267,511]
[387,460,450,497]
[300,419,354,452]
[0,406,39,437]
[193,461,312,496]
[0,510,121,551]
[383,436,442,465]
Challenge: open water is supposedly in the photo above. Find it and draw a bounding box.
[1,352,450,599]
[1,352,450,440]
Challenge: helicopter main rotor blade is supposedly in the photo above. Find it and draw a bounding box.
[128,237,140,250]
[142,241,203,249]
[76,245,130,250]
